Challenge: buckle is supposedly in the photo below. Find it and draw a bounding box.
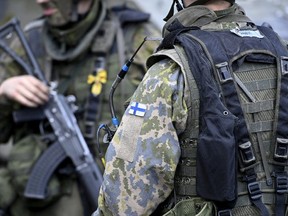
[247,182,262,200]
[218,209,232,216]
[281,56,288,76]
[274,137,288,161]
[276,176,288,194]
[239,141,256,165]
[216,62,233,83]
[84,121,96,139]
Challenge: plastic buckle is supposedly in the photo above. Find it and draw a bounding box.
[217,209,232,216]
[216,62,233,83]
[239,141,256,165]
[247,182,262,200]
[274,137,288,161]
[276,176,288,194]
[281,56,288,76]
[84,121,95,139]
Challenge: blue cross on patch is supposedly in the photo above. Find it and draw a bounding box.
[129,102,146,117]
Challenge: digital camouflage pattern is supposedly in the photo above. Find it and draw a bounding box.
[0,0,161,215]
[96,2,288,216]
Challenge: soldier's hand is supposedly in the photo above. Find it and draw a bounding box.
[0,75,49,107]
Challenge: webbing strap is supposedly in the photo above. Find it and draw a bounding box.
[258,26,288,216]
[274,170,288,216]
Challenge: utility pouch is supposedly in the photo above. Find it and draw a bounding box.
[162,198,216,216]
[196,114,237,204]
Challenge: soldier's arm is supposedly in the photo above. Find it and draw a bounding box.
[97,58,188,215]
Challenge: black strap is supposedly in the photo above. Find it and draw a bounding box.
[158,19,199,51]
[272,168,288,216]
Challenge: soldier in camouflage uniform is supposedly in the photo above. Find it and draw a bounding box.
[0,0,160,215]
[95,0,288,215]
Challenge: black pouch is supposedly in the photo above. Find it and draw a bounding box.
[196,114,237,203]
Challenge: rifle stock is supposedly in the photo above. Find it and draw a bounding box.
[0,18,103,210]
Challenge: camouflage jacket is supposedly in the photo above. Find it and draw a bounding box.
[95,3,287,216]
[0,3,160,216]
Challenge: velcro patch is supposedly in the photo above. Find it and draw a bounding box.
[128,102,146,117]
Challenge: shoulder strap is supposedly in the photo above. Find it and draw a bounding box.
[258,26,288,216]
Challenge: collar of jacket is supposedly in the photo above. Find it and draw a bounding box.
[162,3,251,37]
[43,0,106,61]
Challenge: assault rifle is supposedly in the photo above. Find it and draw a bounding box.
[0,18,103,210]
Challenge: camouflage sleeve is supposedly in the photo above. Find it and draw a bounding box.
[0,38,24,143]
[97,58,188,215]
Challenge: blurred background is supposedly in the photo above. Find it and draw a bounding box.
[0,0,287,39]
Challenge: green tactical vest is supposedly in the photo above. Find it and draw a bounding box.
[147,23,288,216]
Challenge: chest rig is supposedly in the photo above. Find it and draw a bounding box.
[159,22,288,215]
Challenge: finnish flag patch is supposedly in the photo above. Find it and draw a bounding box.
[129,102,146,117]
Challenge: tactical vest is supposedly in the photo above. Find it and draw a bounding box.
[2,5,154,213]
[149,23,288,215]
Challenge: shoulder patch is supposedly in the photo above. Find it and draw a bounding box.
[128,102,146,117]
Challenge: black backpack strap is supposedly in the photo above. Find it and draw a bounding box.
[158,19,200,51]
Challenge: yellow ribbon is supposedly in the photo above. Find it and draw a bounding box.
[87,69,107,95]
